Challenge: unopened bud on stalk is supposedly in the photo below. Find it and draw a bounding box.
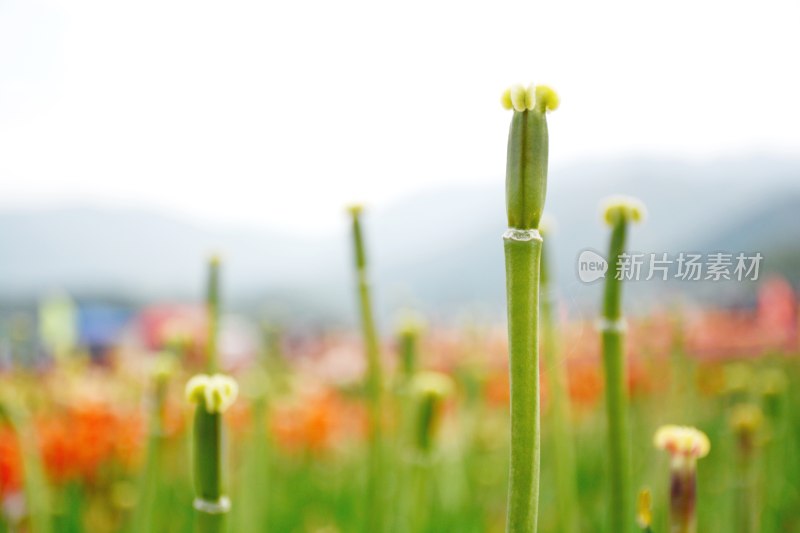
[152,352,177,383]
[654,425,710,533]
[347,205,367,271]
[729,403,762,533]
[729,403,763,454]
[186,373,238,532]
[397,313,425,380]
[503,83,559,230]
[186,374,239,414]
[636,489,653,532]
[410,371,454,455]
[601,195,647,227]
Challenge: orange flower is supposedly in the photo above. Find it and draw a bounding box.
[37,404,144,485]
[271,389,364,453]
[567,361,603,408]
[0,426,22,497]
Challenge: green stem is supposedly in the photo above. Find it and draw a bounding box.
[1,400,52,533]
[206,256,221,373]
[349,207,384,533]
[735,442,757,533]
[398,328,419,382]
[504,231,542,533]
[601,219,634,533]
[540,242,579,533]
[192,408,228,533]
[132,376,169,533]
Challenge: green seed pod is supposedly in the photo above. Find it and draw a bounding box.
[347,205,367,271]
[504,84,559,230]
[397,312,425,380]
[410,371,454,454]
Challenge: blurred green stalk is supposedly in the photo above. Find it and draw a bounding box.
[186,375,238,533]
[407,372,453,533]
[0,395,52,533]
[600,196,645,533]
[730,404,762,533]
[132,356,173,533]
[539,223,579,533]
[348,205,385,533]
[206,255,221,373]
[501,84,558,533]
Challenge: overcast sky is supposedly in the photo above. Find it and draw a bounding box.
[1,0,798,233]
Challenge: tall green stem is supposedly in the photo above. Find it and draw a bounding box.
[348,206,384,533]
[504,232,543,533]
[540,231,579,533]
[600,196,645,533]
[501,83,558,533]
[601,218,633,533]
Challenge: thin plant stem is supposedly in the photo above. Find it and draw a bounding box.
[348,206,384,533]
[206,255,221,373]
[132,359,172,533]
[601,218,634,533]
[540,230,579,533]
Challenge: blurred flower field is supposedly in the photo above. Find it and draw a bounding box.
[0,291,798,532]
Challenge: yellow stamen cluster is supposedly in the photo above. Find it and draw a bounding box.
[185,374,239,414]
[636,489,652,529]
[654,425,710,459]
[757,368,788,396]
[346,204,364,216]
[152,352,177,382]
[601,195,647,226]
[410,371,455,399]
[502,84,560,113]
[396,311,426,338]
[729,404,763,434]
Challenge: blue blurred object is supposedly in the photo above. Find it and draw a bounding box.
[77,304,134,360]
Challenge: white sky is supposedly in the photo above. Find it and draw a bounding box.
[1,0,799,233]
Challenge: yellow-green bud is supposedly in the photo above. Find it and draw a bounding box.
[410,371,454,399]
[729,404,763,435]
[601,195,647,226]
[636,489,652,529]
[186,374,239,414]
[503,83,559,230]
[534,85,559,112]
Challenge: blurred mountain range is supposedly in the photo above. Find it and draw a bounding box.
[1,156,798,325]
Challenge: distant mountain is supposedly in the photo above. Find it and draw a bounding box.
[1,156,798,325]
